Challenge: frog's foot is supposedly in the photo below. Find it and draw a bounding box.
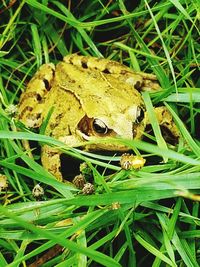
[18,63,55,128]
[41,145,63,181]
[147,106,180,144]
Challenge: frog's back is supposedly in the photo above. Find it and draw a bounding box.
[55,59,144,119]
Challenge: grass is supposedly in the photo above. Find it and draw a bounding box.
[0,0,199,266]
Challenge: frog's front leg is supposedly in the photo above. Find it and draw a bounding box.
[41,145,63,181]
[146,106,180,143]
[41,134,84,181]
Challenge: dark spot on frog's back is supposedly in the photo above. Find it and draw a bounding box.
[19,92,41,105]
[134,81,142,90]
[55,113,64,121]
[69,79,76,83]
[49,122,57,130]
[36,93,43,102]
[19,106,33,118]
[43,78,51,91]
[81,61,88,69]
[102,68,110,74]
[33,113,41,120]
[120,69,128,75]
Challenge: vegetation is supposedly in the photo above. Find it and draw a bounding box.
[0,0,199,266]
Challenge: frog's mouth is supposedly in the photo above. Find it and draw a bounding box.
[76,129,132,152]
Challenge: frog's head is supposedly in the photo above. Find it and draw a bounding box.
[59,61,147,151]
[74,85,146,151]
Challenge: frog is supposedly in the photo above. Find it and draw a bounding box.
[18,54,179,181]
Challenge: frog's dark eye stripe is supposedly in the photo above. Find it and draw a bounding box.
[78,116,110,137]
[78,116,90,135]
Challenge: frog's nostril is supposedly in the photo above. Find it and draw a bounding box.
[135,107,144,123]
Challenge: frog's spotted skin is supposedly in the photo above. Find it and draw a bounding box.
[18,54,179,181]
[18,63,55,128]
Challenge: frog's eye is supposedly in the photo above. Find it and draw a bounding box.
[135,107,144,124]
[92,119,108,134]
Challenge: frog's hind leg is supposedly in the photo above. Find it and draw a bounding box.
[18,63,55,128]
[146,106,180,144]
[41,145,63,181]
